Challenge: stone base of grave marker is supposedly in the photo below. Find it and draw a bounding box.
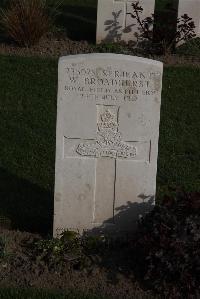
[53,53,163,237]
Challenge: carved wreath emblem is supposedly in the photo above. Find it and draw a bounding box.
[76,110,136,159]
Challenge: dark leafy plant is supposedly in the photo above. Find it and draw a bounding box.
[128,1,196,55]
[35,230,85,270]
[176,14,196,44]
[0,0,61,47]
[133,192,200,298]
[34,230,113,271]
[126,2,154,42]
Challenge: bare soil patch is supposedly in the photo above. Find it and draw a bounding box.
[0,34,200,67]
[0,34,93,58]
[0,229,156,299]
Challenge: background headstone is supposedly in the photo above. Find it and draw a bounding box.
[54,54,163,237]
[178,0,200,40]
[96,0,155,44]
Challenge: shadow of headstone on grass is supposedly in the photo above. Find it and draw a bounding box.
[0,168,53,235]
[84,195,154,239]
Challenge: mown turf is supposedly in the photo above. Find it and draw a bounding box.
[157,66,200,195]
[0,288,105,299]
[0,55,57,234]
[0,55,199,234]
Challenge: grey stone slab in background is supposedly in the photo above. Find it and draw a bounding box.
[54,53,163,236]
[96,0,155,44]
[178,0,200,42]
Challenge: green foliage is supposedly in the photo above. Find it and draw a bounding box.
[35,230,84,269]
[133,192,200,298]
[129,2,196,54]
[34,231,108,270]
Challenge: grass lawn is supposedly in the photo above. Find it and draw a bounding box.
[0,54,199,234]
[0,288,105,299]
[157,66,200,195]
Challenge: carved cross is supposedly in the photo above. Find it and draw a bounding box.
[65,105,147,225]
[114,0,135,28]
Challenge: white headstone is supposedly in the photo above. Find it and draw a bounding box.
[96,0,155,44]
[178,0,200,40]
[54,54,163,237]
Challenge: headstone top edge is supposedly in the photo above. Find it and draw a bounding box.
[58,53,163,68]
